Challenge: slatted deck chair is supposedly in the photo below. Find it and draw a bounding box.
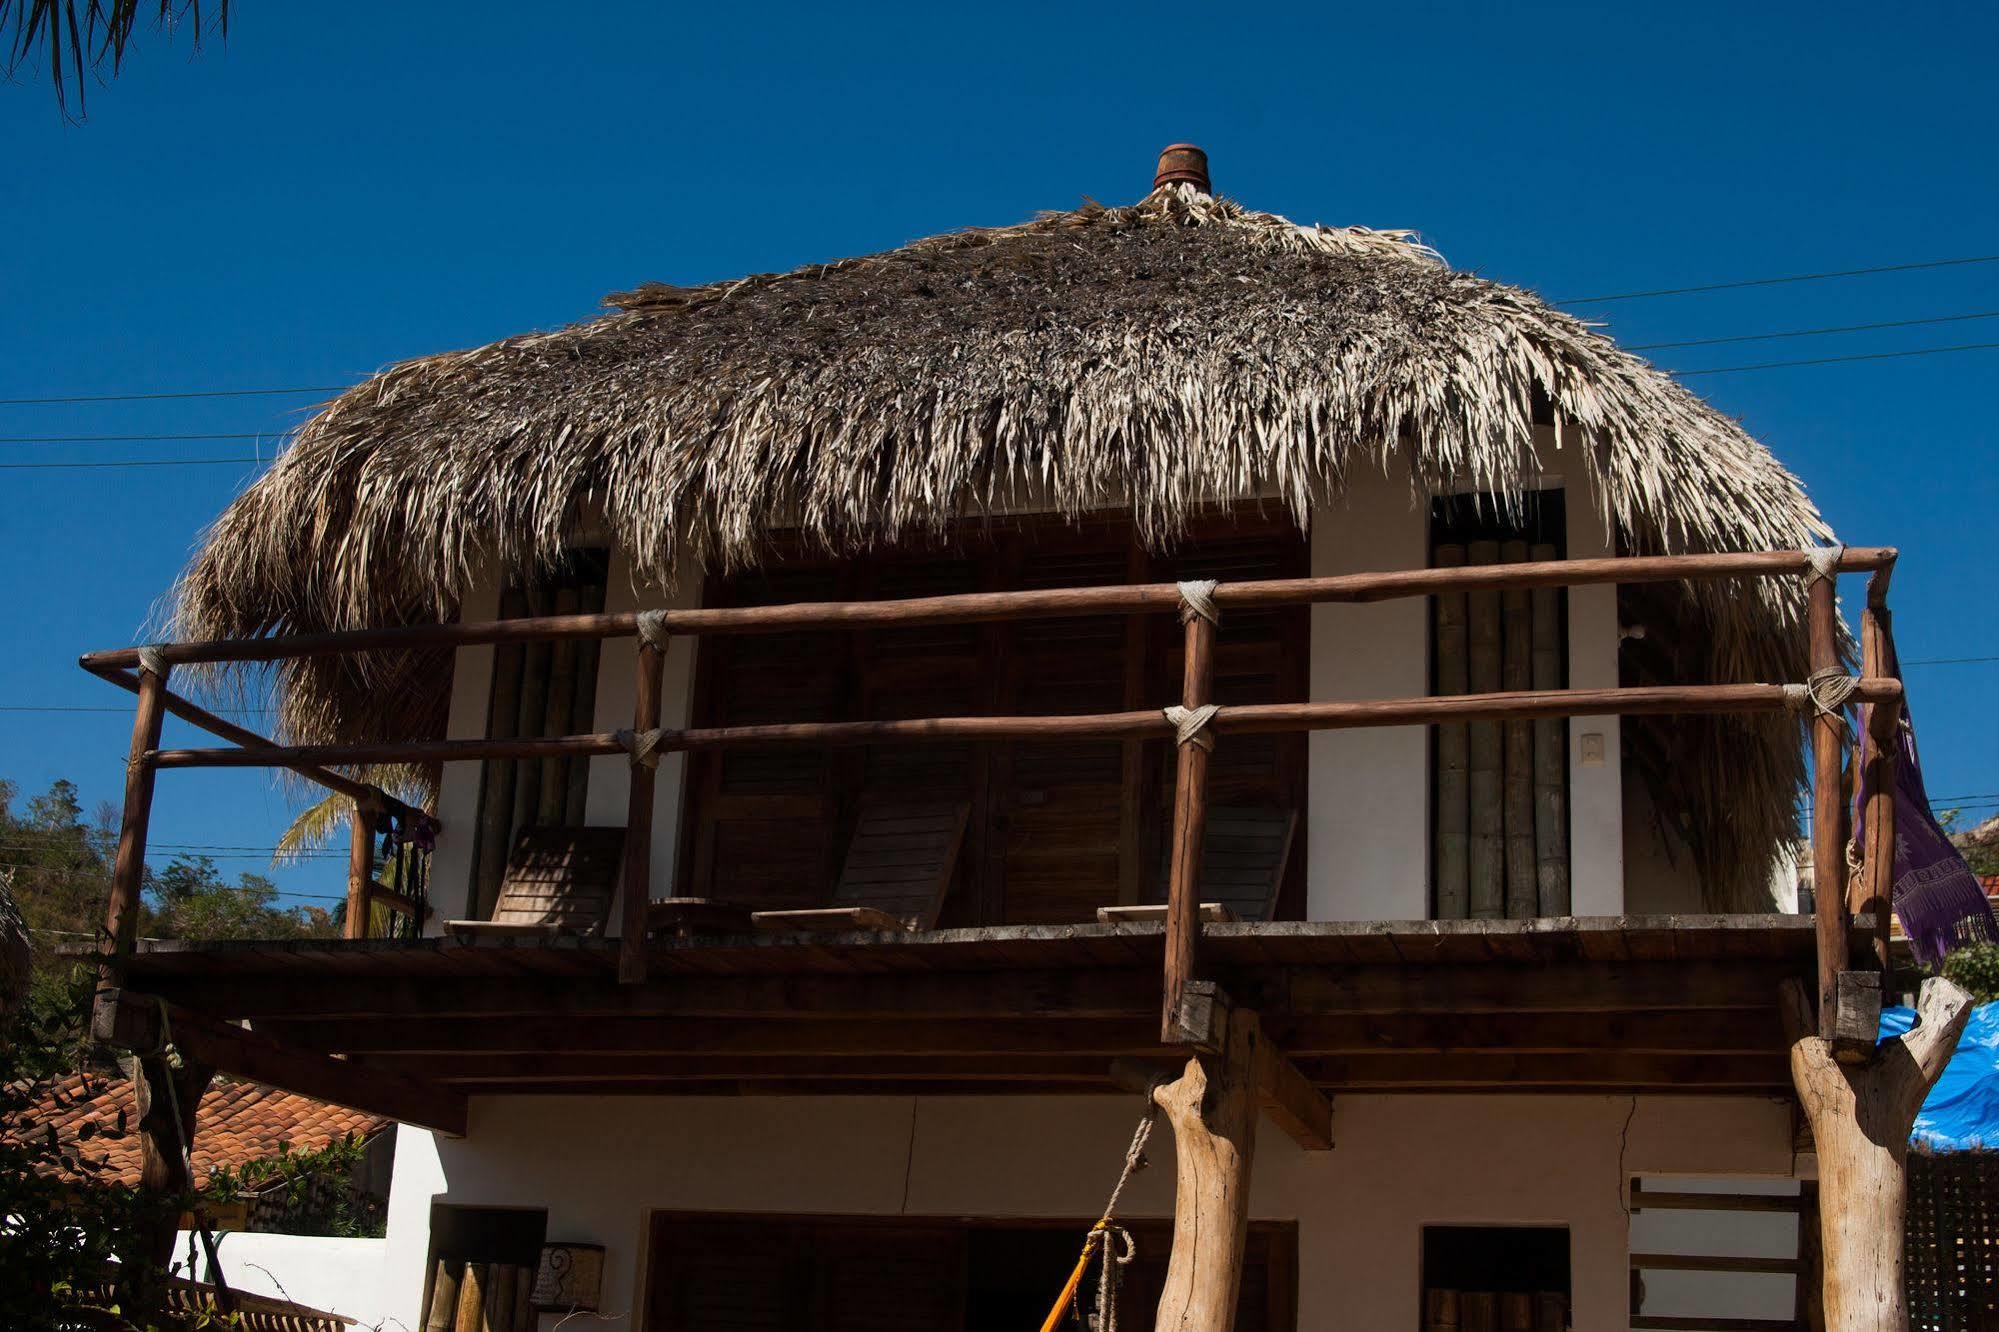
[446,826,626,938]
[750,799,971,934]
[1097,806,1298,925]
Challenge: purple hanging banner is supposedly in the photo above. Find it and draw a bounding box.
[1855,635,1997,963]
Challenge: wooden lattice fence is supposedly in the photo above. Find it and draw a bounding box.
[1907,1149,1999,1330]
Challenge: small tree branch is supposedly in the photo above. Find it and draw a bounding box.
[1891,976,1972,1118]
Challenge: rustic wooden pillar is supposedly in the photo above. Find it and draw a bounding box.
[1855,565,1899,974]
[1808,571,1851,1039]
[1785,976,1971,1331]
[99,658,170,1030]
[1152,1005,1260,1332]
[345,797,378,940]
[618,629,667,984]
[134,1050,215,1270]
[1162,594,1217,1044]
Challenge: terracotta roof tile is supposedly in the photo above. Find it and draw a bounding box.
[6,1071,391,1189]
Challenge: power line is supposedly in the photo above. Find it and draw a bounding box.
[1560,254,1999,304]
[1676,342,1999,377]
[1904,655,1999,667]
[0,457,266,470]
[0,704,274,714]
[0,386,342,406]
[1628,311,1999,351]
[0,432,272,444]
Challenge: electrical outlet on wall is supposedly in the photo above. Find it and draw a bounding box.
[1579,732,1606,766]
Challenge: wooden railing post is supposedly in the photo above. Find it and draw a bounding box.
[99,656,170,1011]
[618,624,668,984]
[346,797,378,940]
[1808,568,1852,1042]
[1855,561,1900,975]
[1163,587,1218,1045]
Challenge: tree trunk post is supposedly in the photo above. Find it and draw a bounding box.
[1807,573,1851,1039]
[134,1050,215,1272]
[1785,976,1972,1331]
[345,796,377,940]
[1151,1005,1261,1332]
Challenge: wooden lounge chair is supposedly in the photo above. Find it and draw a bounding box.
[446,826,626,938]
[750,799,971,934]
[1096,806,1298,926]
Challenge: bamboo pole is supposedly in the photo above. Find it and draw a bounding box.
[484,1262,516,1332]
[1466,541,1504,919]
[619,637,666,985]
[78,548,1900,671]
[508,590,553,842]
[1162,608,1217,1044]
[424,1260,461,1332]
[1809,573,1850,1040]
[1432,545,1470,920]
[453,1263,487,1332]
[345,800,377,941]
[1529,542,1569,916]
[144,679,1908,771]
[1500,541,1536,918]
[512,1265,534,1332]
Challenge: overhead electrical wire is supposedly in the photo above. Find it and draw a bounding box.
[1627,310,1999,351]
[1559,254,1999,304]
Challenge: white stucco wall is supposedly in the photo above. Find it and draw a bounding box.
[378,1092,1796,1331]
[1304,436,1626,920]
[179,1232,391,1330]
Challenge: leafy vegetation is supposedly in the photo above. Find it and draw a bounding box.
[1,774,341,1327]
[204,1134,386,1239]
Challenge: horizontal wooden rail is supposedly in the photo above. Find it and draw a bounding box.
[142,679,1904,771]
[82,662,420,820]
[80,547,1895,671]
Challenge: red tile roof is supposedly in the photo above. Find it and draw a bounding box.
[8,1071,390,1188]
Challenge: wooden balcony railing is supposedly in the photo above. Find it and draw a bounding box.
[82,546,1903,1047]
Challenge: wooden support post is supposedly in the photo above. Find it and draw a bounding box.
[1163,604,1217,1044]
[345,797,377,941]
[99,659,170,1033]
[1151,1005,1260,1332]
[134,1050,214,1270]
[1808,572,1851,1041]
[619,634,667,985]
[1785,975,1971,1331]
[1856,570,1899,975]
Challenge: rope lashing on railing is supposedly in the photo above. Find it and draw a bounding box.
[616,727,666,770]
[1037,1101,1156,1332]
[1164,703,1219,751]
[134,645,170,679]
[1805,542,1847,584]
[1176,579,1220,626]
[636,609,672,653]
[1784,668,1859,722]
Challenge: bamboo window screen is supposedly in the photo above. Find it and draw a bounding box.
[468,550,612,918]
[1431,497,1570,919]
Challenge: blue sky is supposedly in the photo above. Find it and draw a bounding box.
[2,1,1995,905]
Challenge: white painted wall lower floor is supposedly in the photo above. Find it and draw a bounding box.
[376,1091,1798,1330]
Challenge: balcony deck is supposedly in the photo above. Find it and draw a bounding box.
[89,914,1843,1126]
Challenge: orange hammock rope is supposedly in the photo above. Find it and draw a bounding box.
[1036,1104,1155,1332]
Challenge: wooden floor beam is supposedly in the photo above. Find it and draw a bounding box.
[96,989,466,1136]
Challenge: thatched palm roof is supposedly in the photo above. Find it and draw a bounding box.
[173,158,1833,911]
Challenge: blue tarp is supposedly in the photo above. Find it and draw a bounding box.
[1880,1002,1999,1151]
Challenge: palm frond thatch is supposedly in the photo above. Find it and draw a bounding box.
[171,181,1833,911]
[1,0,225,115]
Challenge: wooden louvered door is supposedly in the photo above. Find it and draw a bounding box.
[990,528,1135,923]
[679,512,1308,923]
[682,564,854,910]
[1145,527,1311,917]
